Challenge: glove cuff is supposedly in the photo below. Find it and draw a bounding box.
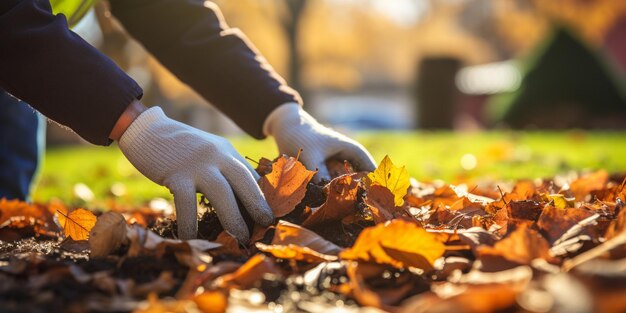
[119,106,167,149]
[262,102,303,137]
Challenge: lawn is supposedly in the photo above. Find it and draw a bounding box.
[32,131,626,206]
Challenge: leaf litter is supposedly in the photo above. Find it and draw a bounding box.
[0,155,625,312]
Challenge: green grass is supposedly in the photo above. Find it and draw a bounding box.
[32,131,626,206]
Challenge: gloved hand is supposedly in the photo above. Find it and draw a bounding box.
[118,107,273,241]
[263,103,376,182]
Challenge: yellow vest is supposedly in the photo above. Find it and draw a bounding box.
[50,0,99,27]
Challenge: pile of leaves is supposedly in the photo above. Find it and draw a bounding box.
[1,155,626,313]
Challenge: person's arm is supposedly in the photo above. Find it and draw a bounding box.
[0,0,272,240]
[109,0,376,179]
[108,0,301,139]
[0,0,143,145]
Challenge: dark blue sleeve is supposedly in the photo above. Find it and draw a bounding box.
[109,0,301,139]
[0,0,143,145]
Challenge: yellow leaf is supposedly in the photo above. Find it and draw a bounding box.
[367,155,410,206]
[548,194,575,210]
[340,220,445,270]
[57,208,97,241]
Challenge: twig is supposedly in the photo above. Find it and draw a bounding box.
[497,185,508,206]
[296,148,303,162]
[562,229,626,272]
[245,156,259,165]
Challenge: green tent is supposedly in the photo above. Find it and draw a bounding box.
[493,26,626,128]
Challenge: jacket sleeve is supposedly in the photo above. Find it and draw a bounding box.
[0,0,143,146]
[109,0,301,139]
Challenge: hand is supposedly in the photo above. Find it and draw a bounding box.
[264,103,376,182]
[118,106,273,241]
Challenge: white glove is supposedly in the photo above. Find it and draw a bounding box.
[263,103,376,182]
[119,107,273,241]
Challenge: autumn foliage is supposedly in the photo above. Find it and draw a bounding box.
[1,156,626,312]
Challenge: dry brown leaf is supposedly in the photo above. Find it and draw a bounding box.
[219,254,282,289]
[57,208,97,241]
[212,231,246,257]
[302,173,360,229]
[537,206,595,244]
[338,262,416,310]
[89,211,127,258]
[272,220,342,255]
[258,155,316,217]
[508,200,542,221]
[255,242,338,262]
[364,185,396,224]
[570,170,609,201]
[477,224,554,271]
[341,220,445,270]
[605,207,626,240]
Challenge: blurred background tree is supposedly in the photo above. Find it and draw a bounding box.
[37,0,626,205]
[49,0,626,145]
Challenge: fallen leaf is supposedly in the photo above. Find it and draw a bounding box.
[367,155,410,206]
[570,170,608,201]
[258,155,316,217]
[338,262,418,310]
[272,220,342,255]
[219,254,282,289]
[548,194,575,210]
[508,200,542,221]
[605,207,626,240]
[477,224,553,271]
[302,173,360,229]
[56,208,97,241]
[364,185,396,224]
[537,206,595,244]
[212,231,246,257]
[341,220,445,270]
[89,211,127,258]
[0,199,60,237]
[194,291,227,313]
[256,242,337,262]
[505,180,537,202]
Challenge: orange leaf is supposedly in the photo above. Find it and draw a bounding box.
[57,208,97,241]
[340,220,445,269]
[219,254,281,289]
[193,291,227,313]
[256,242,337,262]
[258,155,316,217]
[569,170,608,201]
[273,220,342,255]
[0,199,60,237]
[477,224,554,270]
[302,173,360,229]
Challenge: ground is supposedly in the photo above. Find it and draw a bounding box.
[2,130,625,313]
